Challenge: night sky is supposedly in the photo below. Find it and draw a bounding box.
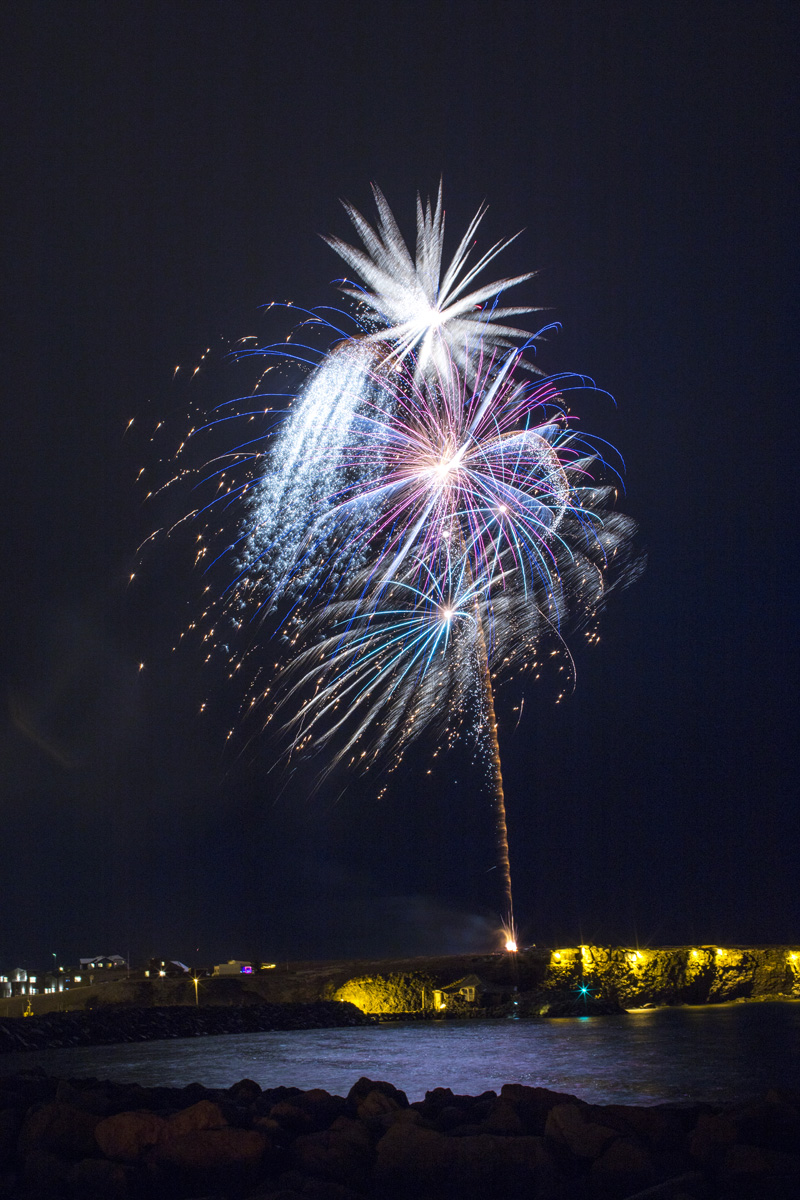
[4,2,798,971]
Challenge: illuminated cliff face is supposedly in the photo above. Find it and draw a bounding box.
[545,946,800,1006]
[334,973,434,1015]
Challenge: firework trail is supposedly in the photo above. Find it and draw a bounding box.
[236,340,376,607]
[193,187,639,940]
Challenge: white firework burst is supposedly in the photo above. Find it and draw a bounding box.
[324,183,546,378]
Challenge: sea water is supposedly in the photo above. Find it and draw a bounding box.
[1,1003,798,1106]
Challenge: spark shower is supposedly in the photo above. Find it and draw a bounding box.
[181,185,639,945]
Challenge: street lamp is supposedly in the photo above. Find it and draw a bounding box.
[191,975,200,1006]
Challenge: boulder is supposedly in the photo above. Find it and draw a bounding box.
[347,1076,408,1112]
[499,1083,582,1136]
[589,1136,655,1193]
[18,1103,100,1160]
[152,1126,271,1193]
[54,1080,112,1116]
[481,1099,524,1136]
[415,1086,458,1113]
[22,1148,71,1195]
[66,1156,129,1199]
[374,1119,560,1199]
[722,1142,771,1175]
[271,1168,364,1197]
[0,1073,55,1110]
[599,1104,687,1151]
[94,1110,166,1161]
[289,1088,349,1131]
[374,1122,468,1194]
[270,1101,316,1136]
[164,1099,228,1138]
[295,1180,370,1200]
[229,1077,262,1104]
[291,1116,374,1187]
[765,1087,800,1107]
[688,1111,738,1163]
[252,1086,304,1116]
[276,1167,312,1191]
[356,1088,403,1122]
[0,1168,20,1199]
[493,1135,562,1198]
[0,1111,20,1169]
[254,1116,283,1137]
[545,1103,618,1159]
[763,1150,800,1181]
[734,1097,800,1152]
[432,1104,470,1132]
[177,1081,209,1106]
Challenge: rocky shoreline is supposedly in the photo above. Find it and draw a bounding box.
[0,1068,797,1199]
[0,1004,374,1055]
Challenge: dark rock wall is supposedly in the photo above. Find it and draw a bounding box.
[0,1070,798,1199]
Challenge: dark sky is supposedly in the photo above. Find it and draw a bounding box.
[3,1,798,971]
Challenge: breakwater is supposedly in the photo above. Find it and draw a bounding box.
[0,1068,798,1199]
[0,1003,373,1055]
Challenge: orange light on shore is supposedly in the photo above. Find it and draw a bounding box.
[505,938,518,953]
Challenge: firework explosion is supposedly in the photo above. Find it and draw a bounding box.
[323,182,547,379]
[181,187,639,943]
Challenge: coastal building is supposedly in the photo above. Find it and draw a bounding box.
[2,968,40,997]
[432,974,516,1011]
[144,959,190,978]
[79,955,127,970]
[212,960,254,976]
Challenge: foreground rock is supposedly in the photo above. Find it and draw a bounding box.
[0,1070,798,1198]
[0,1002,373,1055]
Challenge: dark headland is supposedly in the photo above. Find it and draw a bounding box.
[2,945,799,1052]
